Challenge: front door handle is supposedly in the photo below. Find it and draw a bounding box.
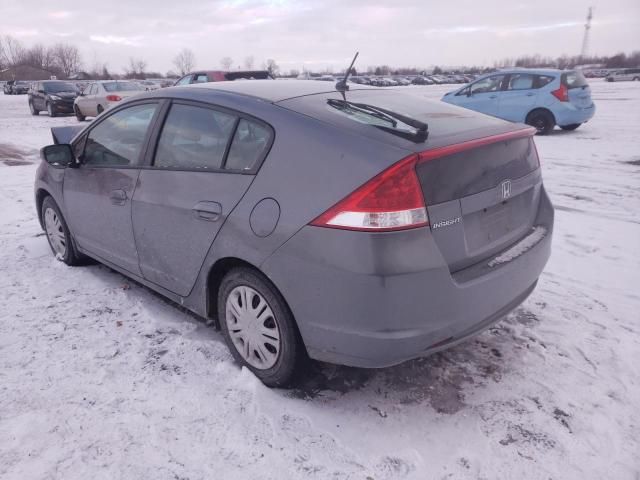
[192,201,222,222]
[526,92,535,97]
[489,94,498,99]
[110,189,127,205]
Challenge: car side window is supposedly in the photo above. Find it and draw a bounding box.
[470,75,505,94]
[225,119,272,171]
[175,75,192,86]
[534,75,554,88]
[193,73,209,83]
[506,74,534,90]
[153,104,236,170]
[83,103,158,167]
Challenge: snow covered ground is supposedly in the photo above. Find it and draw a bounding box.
[0,81,639,480]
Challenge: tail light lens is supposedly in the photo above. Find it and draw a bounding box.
[310,154,428,231]
[106,95,122,102]
[551,84,568,102]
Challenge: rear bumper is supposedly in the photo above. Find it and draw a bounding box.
[262,186,554,368]
[554,102,595,126]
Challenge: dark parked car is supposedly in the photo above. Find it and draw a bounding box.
[35,80,553,387]
[29,80,79,117]
[9,80,30,94]
[174,70,272,86]
[4,80,15,94]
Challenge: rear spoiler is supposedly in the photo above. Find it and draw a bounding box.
[51,126,83,145]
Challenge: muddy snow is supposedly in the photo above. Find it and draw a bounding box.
[0,81,639,480]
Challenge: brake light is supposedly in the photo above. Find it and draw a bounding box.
[310,154,428,231]
[551,84,568,102]
[106,95,122,102]
[310,128,535,233]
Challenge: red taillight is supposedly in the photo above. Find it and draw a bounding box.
[310,154,428,231]
[551,84,568,102]
[310,128,535,232]
[106,95,122,102]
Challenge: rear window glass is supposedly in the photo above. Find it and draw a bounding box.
[225,119,271,171]
[561,71,588,89]
[44,81,77,93]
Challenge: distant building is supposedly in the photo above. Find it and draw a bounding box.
[0,65,56,81]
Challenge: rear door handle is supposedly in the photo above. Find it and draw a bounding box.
[489,95,498,99]
[192,201,222,222]
[110,189,128,205]
[526,92,535,97]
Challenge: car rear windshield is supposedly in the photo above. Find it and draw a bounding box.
[561,71,588,89]
[103,82,145,92]
[44,82,77,93]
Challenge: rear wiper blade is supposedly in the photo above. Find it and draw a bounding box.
[350,102,429,142]
[327,99,428,143]
[327,99,397,127]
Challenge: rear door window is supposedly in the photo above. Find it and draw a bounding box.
[225,119,272,171]
[193,73,209,83]
[83,103,158,166]
[506,74,534,90]
[153,104,236,170]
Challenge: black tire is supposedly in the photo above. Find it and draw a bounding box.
[560,124,581,131]
[74,105,86,122]
[634,77,640,82]
[47,102,57,118]
[29,101,39,115]
[97,105,104,115]
[41,196,85,266]
[218,267,305,387]
[526,109,555,135]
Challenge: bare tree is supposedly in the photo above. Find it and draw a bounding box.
[220,56,233,71]
[173,48,196,76]
[243,55,255,70]
[264,58,279,77]
[51,43,82,77]
[1,35,26,66]
[125,57,147,79]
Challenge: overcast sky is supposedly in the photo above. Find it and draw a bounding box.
[1,0,639,74]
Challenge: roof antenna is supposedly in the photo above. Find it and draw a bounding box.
[336,52,359,92]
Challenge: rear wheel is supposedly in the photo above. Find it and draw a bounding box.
[526,109,555,135]
[97,105,104,115]
[218,267,305,387]
[47,102,57,118]
[560,124,581,131]
[29,101,39,116]
[634,77,640,81]
[41,196,84,266]
[74,105,86,122]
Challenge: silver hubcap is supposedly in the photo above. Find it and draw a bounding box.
[225,286,280,369]
[44,208,66,258]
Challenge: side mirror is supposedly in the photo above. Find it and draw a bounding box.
[40,144,77,168]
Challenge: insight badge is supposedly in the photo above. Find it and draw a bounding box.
[431,217,461,230]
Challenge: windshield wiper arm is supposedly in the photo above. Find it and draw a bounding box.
[349,102,428,141]
[327,99,397,127]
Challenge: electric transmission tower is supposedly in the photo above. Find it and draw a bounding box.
[580,7,593,60]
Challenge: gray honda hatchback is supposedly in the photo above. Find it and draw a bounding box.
[35,80,554,387]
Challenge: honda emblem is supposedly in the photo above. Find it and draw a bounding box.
[501,180,512,200]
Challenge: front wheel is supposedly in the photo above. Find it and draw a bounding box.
[560,124,581,131]
[47,103,57,117]
[74,105,86,122]
[526,110,555,135]
[42,196,84,266]
[218,267,305,387]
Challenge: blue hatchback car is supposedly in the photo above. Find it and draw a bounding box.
[442,69,595,134]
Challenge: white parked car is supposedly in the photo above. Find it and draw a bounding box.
[606,68,640,82]
[73,80,146,121]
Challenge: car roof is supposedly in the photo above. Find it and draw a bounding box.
[171,79,377,103]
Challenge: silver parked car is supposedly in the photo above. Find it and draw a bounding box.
[36,80,554,387]
[73,80,145,121]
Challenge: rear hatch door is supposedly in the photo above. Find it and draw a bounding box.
[562,71,593,109]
